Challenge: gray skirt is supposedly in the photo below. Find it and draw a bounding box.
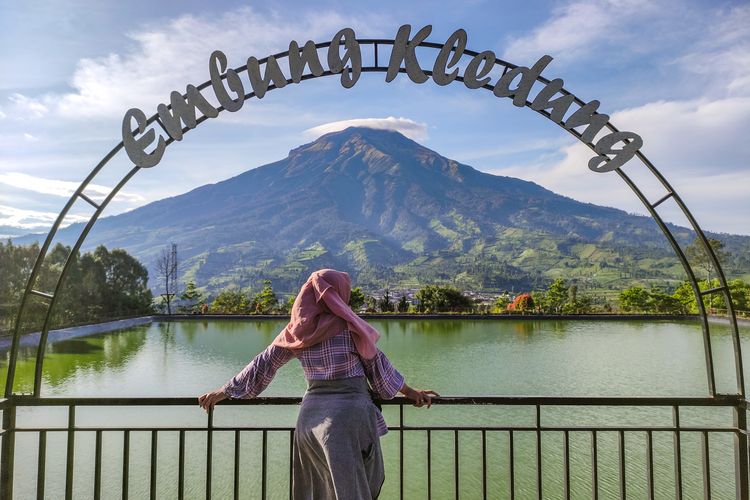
[293,377,385,500]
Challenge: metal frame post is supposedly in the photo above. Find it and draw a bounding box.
[734,404,749,500]
[0,400,16,500]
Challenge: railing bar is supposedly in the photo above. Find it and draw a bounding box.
[65,405,75,500]
[262,429,267,500]
[536,405,542,500]
[234,430,240,500]
[454,429,460,500]
[482,429,487,500]
[30,289,54,300]
[702,431,711,500]
[77,191,101,209]
[150,430,158,500]
[673,407,683,500]
[36,430,46,500]
[122,430,130,500]
[289,429,294,500]
[619,430,626,500]
[734,406,749,500]
[400,404,404,500]
[11,424,740,433]
[289,429,295,500]
[13,395,746,406]
[591,431,598,500]
[700,286,726,296]
[374,42,379,68]
[646,430,654,500]
[1,404,16,499]
[509,430,515,500]
[650,191,674,208]
[94,430,102,500]
[564,430,571,500]
[178,430,185,500]
[427,429,432,500]
[206,408,213,500]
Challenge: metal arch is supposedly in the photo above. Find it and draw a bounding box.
[4,38,743,400]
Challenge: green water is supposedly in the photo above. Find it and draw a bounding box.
[3,319,748,499]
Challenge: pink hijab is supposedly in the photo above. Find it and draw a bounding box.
[272,269,380,359]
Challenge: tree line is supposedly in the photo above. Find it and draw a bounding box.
[176,275,750,317]
[1,241,153,335]
[3,237,748,337]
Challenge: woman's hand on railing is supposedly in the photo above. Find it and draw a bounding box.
[400,383,440,408]
[198,388,228,413]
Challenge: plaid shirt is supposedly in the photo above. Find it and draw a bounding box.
[222,330,404,435]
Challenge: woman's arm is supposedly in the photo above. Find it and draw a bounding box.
[198,344,294,413]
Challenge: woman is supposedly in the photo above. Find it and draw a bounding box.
[198,269,438,499]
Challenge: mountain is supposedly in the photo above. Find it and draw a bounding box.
[15,127,750,295]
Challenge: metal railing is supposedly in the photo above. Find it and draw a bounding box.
[2,395,747,499]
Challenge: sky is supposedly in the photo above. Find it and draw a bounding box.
[1,0,748,239]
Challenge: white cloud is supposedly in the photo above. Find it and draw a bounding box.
[675,5,750,96]
[304,117,428,141]
[491,93,750,234]
[22,133,39,143]
[493,1,750,235]
[7,93,48,119]
[612,96,750,174]
[0,172,144,203]
[7,7,387,121]
[502,0,655,62]
[0,204,89,230]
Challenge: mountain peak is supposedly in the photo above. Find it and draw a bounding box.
[283,125,473,184]
[291,126,423,157]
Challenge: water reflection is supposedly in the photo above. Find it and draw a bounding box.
[0,318,742,398]
[1,326,147,393]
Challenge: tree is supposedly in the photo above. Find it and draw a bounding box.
[348,287,366,312]
[619,286,651,312]
[101,247,153,314]
[397,295,410,313]
[685,238,729,282]
[252,279,278,314]
[545,278,568,314]
[1,242,152,332]
[492,294,510,313]
[365,295,378,313]
[156,243,178,314]
[507,293,534,313]
[415,285,474,313]
[179,281,205,313]
[673,281,698,313]
[647,287,685,314]
[564,294,594,314]
[672,279,750,314]
[378,289,394,313]
[210,289,250,314]
[281,295,296,314]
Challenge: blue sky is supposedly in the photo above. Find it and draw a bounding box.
[1,0,748,238]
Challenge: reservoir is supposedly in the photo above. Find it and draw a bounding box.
[3,318,746,499]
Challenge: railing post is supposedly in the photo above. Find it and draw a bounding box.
[0,401,16,500]
[734,404,749,500]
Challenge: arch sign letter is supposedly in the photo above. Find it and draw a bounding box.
[122,24,643,173]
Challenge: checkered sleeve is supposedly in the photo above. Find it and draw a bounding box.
[222,344,295,399]
[362,350,405,400]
